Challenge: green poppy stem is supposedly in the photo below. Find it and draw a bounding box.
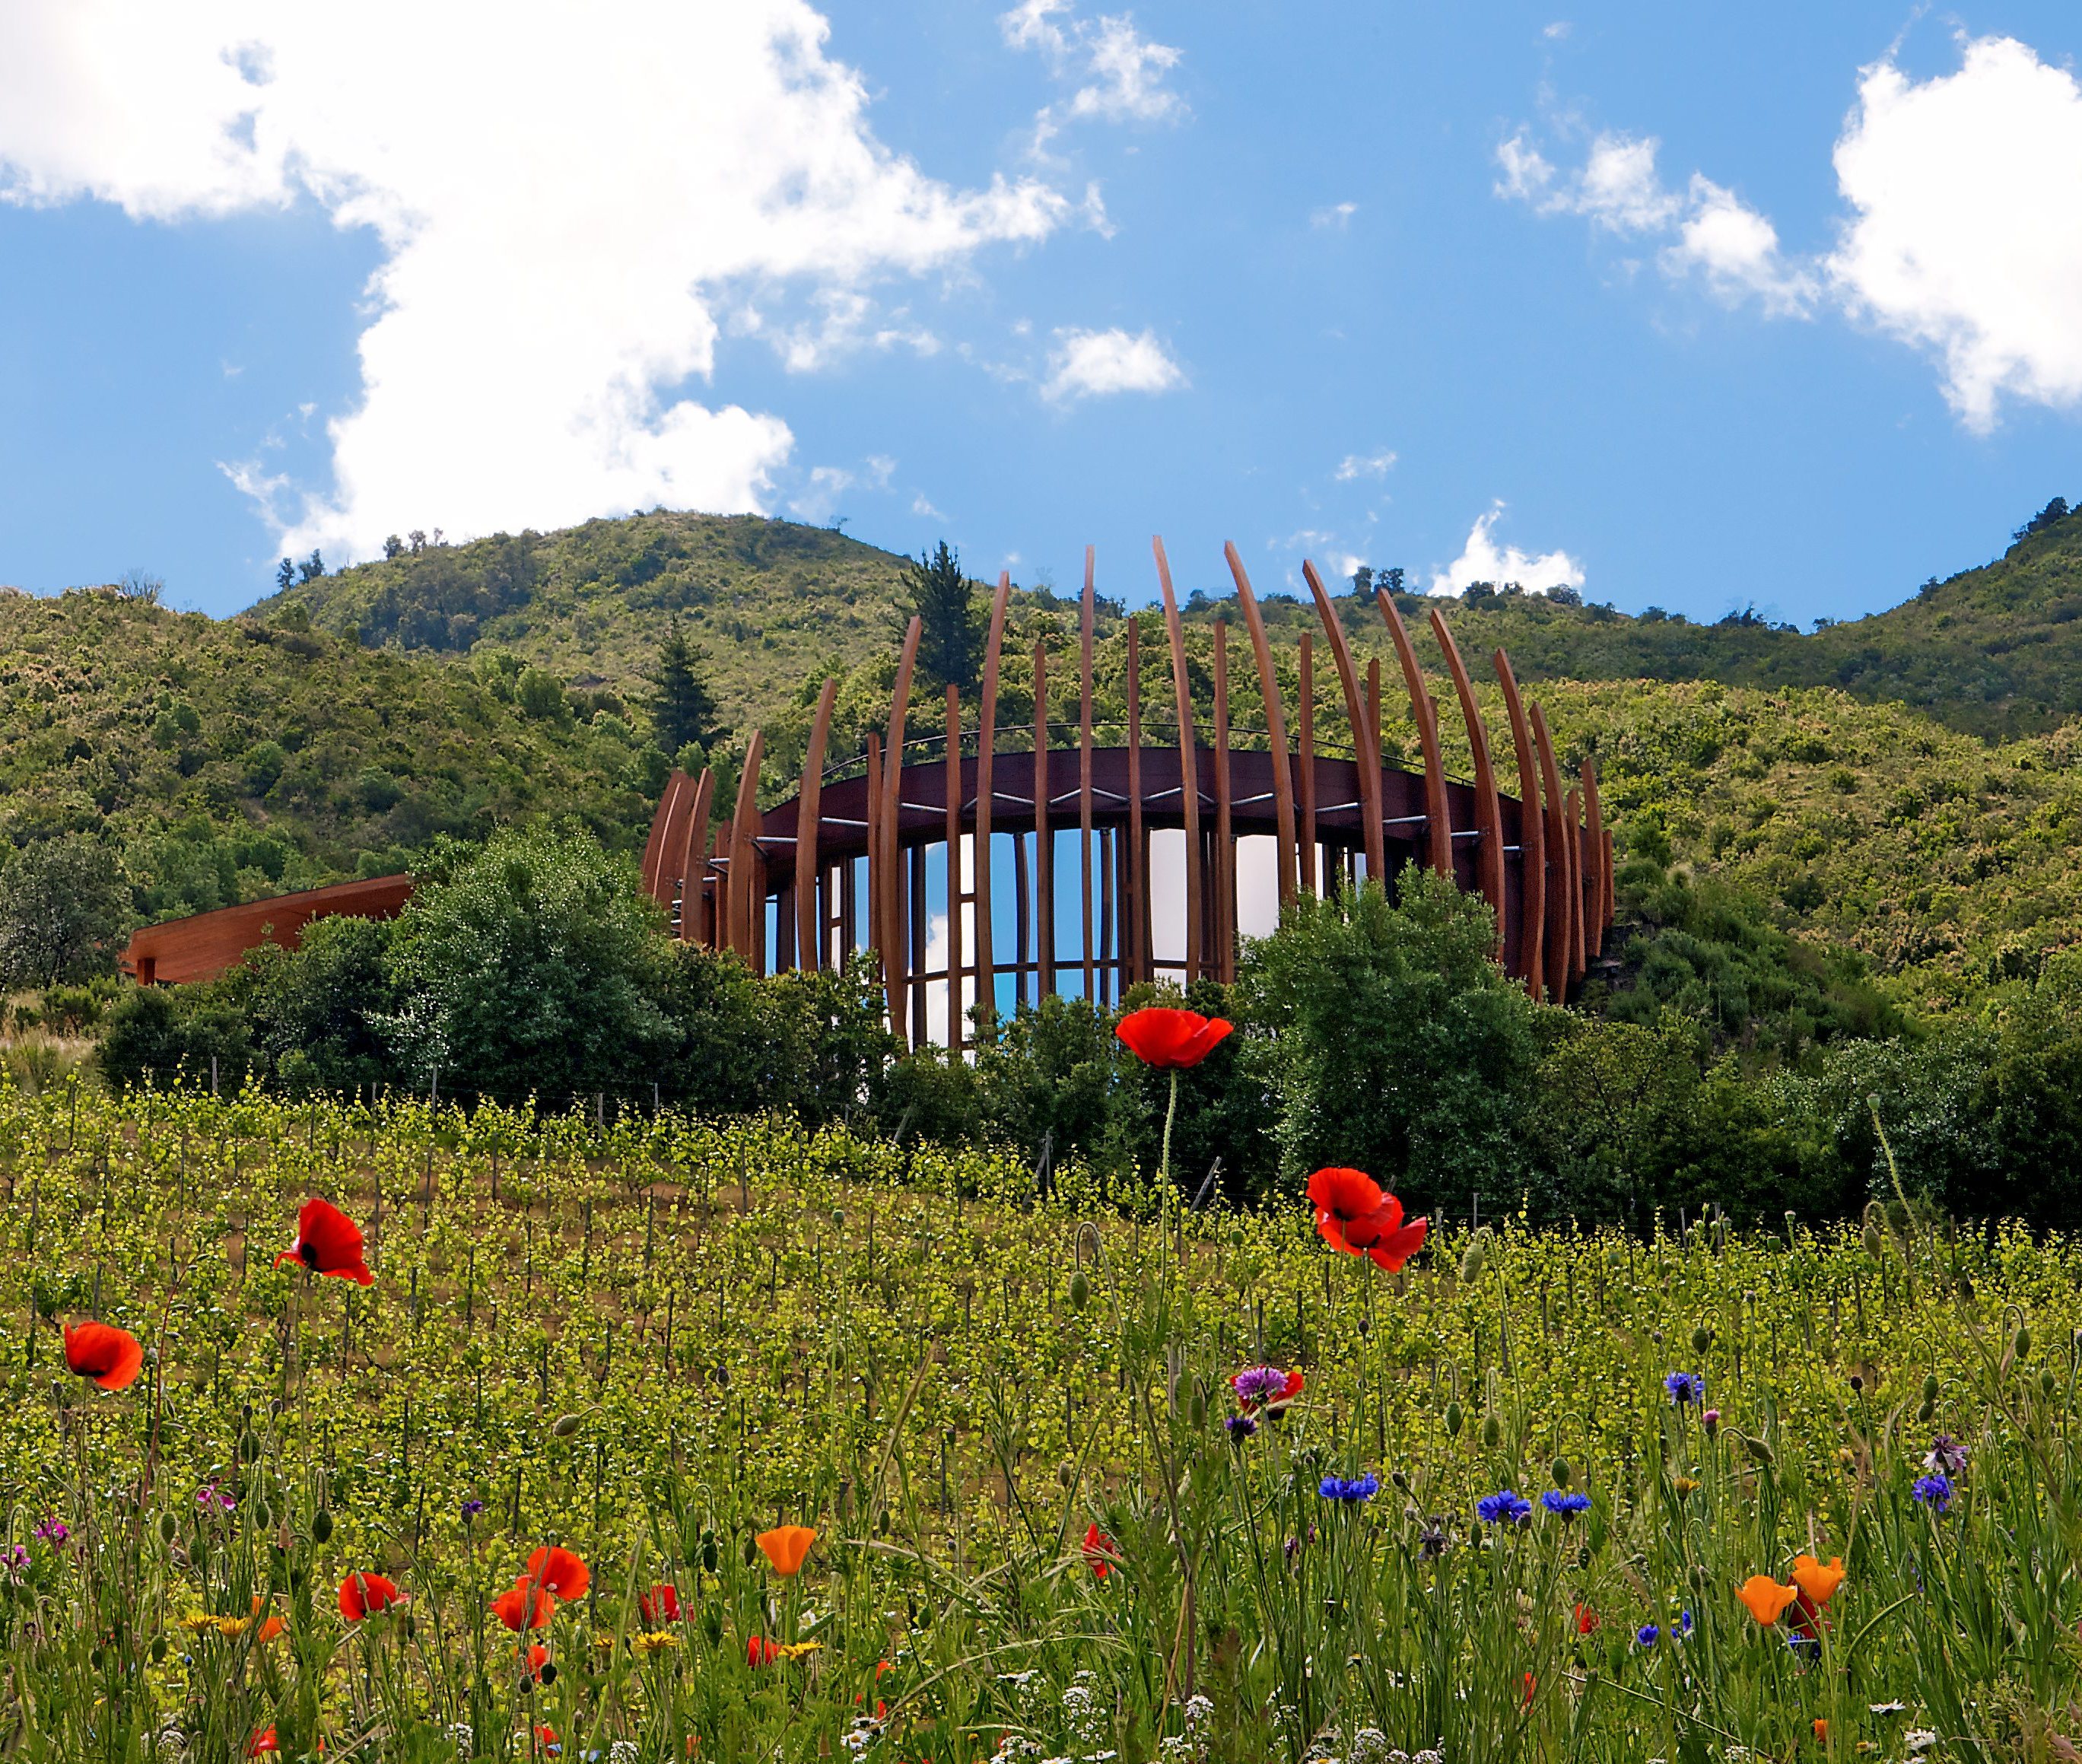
[1161,1068,1179,1190]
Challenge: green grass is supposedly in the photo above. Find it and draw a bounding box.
[6,1082,2081,1760]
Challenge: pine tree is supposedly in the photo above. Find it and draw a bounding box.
[649,621,719,755]
[903,540,983,692]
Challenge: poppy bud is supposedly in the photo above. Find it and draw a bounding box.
[2015,1326,2033,1360]
[1069,1272,1090,1311]
[255,1502,274,1530]
[1391,1470,1409,1491]
[311,1510,334,1544]
[538,1661,557,1686]
[742,1536,758,1568]
[701,1538,718,1574]
[1861,1224,1883,1258]
[158,1512,179,1545]
[552,1413,581,1438]
[239,1433,261,1464]
[1917,1398,1935,1423]
[876,1508,890,1537]
[1551,1457,1572,1489]
[703,1606,723,1645]
[1444,1402,1464,1438]
[2042,1368,2058,1398]
[150,1635,167,1663]
[1689,1325,1711,1356]
[1922,1375,1940,1404]
[1848,1375,1863,1394]
[831,1209,844,1228]
[1481,1414,1501,1451]
[1357,1315,1371,1337]
[1189,1387,1207,1428]
[1743,1435,1775,1466]
[1459,1244,1486,1283]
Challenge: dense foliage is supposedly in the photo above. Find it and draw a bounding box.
[2,1085,2080,1760]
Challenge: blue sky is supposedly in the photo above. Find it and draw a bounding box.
[0,2,2077,624]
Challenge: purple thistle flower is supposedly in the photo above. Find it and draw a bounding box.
[1912,1473,1953,1514]
[1231,1366,1289,1406]
[1476,1489,1532,1527]
[1664,1371,1705,1406]
[1540,1491,1591,1519]
[1925,1435,1968,1478]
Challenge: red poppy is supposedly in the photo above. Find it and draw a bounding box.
[525,1643,550,1680]
[339,1572,404,1622]
[524,1545,590,1600]
[1115,1007,1234,1070]
[746,1635,780,1666]
[1082,1522,1120,1579]
[63,1321,145,1391]
[534,1724,559,1754]
[1574,1602,1600,1635]
[247,1731,278,1758]
[1305,1169,1428,1270]
[638,1582,680,1625]
[492,1581,555,1631]
[1365,1202,1429,1275]
[1522,1672,1537,1707]
[275,1197,373,1286]
[1266,1368,1305,1414]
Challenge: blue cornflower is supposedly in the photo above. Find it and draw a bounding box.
[1635,1623,1659,1647]
[1786,1631,1821,1661]
[460,1499,486,1521]
[1225,1413,1258,1441]
[1319,1473,1380,1503]
[1540,1491,1591,1519]
[1911,1473,1953,1514]
[1664,1371,1705,1406]
[1677,1610,1693,1637]
[1476,1489,1533,1527]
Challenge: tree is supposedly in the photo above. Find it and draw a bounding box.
[381,825,678,1102]
[383,535,405,561]
[116,570,164,605]
[647,621,720,755]
[902,541,983,692]
[296,550,326,583]
[0,836,131,990]
[1241,866,1550,1213]
[276,558,296,592]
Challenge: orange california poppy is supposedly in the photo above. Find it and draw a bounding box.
[639,1583,681,1624]
[1791,1554,1845,1609]
[250,1597,284,1643]
[492,1581,556,1631]
[339,1572,404,1622]
[756,1525,816,1577]
[1813,1719,1829,1741]
[275,1197,373,1286]
[1737,1575,1799,1625]
[1114,1007,1234,1070]
[524,1545,590,1600]
[63,1321,144,1391]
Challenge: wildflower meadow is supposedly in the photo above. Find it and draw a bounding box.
[5,1022,2080,1762]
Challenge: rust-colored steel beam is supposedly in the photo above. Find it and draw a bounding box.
[1126,618,1147,984]
[1079,546,1097,1001]
[678,768,715,944]
[638,768,683,901]
[1152,536,1204,983]
[1529,704,1571,1003]
[863,733,882,980]
[795,679,837,968]
[1302,561,1384,883]
[945,684,964,1054]
[1298,632,1318,895]
[1377,590,1452,876]
[882,615,923,1038]
[120,873,416,987]
[1429,611,1506,953]
[1034,639,1054,999]
[728,731,765,961]
[1493,649,1545,999]
[1213,619,1235,982]
[976,571,1012,1028]
[1565,783,1587,987]
[1224,543,1298,909]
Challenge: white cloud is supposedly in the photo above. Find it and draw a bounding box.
[911,492,946,521]
[0,2,1071,561]
[1002,0,1184,154]
[1665,175,1818,317]
[1041,326,1187,402]
[1311,200,1358,230]
[1334,450,1397,482]
[787,453,897,523]
[1429,504,1585,597]
[1828,36,2082,431]
[1544,21,1573,40]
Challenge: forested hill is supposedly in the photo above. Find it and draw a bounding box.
[254,497,2082,739]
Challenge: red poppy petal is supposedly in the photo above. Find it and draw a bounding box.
[526,1546,590,1600]
[295,1197,367,1276]
[1305,1168,1385,1222]
[1367,1216,1429,1273]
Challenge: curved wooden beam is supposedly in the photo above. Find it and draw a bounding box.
[1302,561,1385,885]
[1528,704,1570,1003]
[1079,546,1097,1001]
[794,679,838,968]
[1125,617,1147,984]
[1212,620,1235,981]
[1224,543,1298,910]
[882,616,923,1038]
[1033,637,1054,1000]
[971,573,1012,1029]
[728,730,765,963]
[1151,536,1204,983]
[678,768,715,944]
[1565,783,1587,987]
[1492,650,1545,1000]
[945,685,964,1053]
[1376,591,1451,875]
[863,732,882,978]
[1581,758,1608,958]
[1429,610,1507,952]
[1298,633,1318,894]
[640,770,691,904]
